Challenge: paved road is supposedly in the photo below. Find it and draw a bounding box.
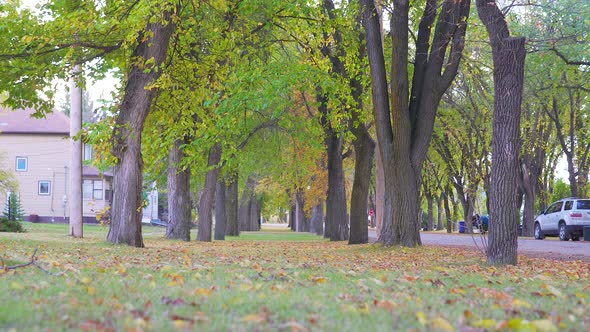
[369,230,590,261]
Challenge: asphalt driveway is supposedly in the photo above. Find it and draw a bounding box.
[369,230,590,261]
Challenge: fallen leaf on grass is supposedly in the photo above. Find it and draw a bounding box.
[194,287,214,297]
[311,276,327,283]
[242,314,267,324]
[430,317,454,332]
[277,320,309,332]
[532,319,558,332]
[161,296,186,306]
[416,311,427,325]
[373,299,397,311]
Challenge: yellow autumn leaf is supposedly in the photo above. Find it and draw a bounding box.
[431,317,454,332]
[511,299,532,308]
[173,319,189,329]
[87,286,96,295]
[472,319,497,329]
[194,288,213,297]
[416,311,427,325]
[79,277,92,285]
[311,276,327,283]
[543,285,562,297]
[242,314,266,323]
[532,319,558,332]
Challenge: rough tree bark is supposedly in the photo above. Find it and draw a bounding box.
[349,129,375,244]
[295,190,308,232]
[225,174,239,236]
[310,201,324,236]
[108,8,176,247]
[444,189,453,233]
[476,0,526,266]
[197,143,222,242]
[361,0,470,246]
[238,176,258,231]
[214,178,227,240]
[436,195,444,230]
[166,139,191,241]
[325,134,349,240]
[426,194,434,231]
[521,111,551,237]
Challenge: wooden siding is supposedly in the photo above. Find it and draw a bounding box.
[0,134,110,220]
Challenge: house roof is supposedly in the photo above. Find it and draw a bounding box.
[83,165,113,178]
[0,107,70,135]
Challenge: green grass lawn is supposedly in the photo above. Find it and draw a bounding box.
[1,222,588,331]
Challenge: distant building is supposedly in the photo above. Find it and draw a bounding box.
[0,107,111,223]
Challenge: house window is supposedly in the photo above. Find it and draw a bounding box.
[83,180,103,200]
[16,157,27,172]
[38,181,51,195]
[84,144,93,161]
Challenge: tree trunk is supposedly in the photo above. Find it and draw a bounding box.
[326,134,349,241]
[238,189,251,232]
[361,0,470,247]
[108,10,176,247]
[197,143,222,242]
[476,0,526,266]
[349,130,375,244]
[375,143,384,237]
[436,195,444,231]
[166,139,191,241]
[238,176,257,231]
[310,201,324,235]
[214,178,227,240]
[426,194,434,231]
[289,203,296,231]
[249,196,261,231]
[444,190,453,233]
[225,174,239,236]
[295,190,307,232]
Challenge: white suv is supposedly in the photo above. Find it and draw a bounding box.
[534,197,590,241]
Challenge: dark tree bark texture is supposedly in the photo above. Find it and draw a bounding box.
[225,174,239,236]
[108,9,176,247]
[476,0,526,266]
[361,0,470,247]
[197,143,222,242]
[166,139,192,241]
[214,178,227,240]
[310,201,324,236]
[325,134,349,240]
[349,129,375,244]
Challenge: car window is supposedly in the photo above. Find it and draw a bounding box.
[547,202,563,214]
[576,200,590,210]
[564,201,573,211]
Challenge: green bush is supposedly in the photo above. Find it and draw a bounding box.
[0,218,25,233]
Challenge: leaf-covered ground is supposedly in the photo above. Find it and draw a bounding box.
[1,223,588,331]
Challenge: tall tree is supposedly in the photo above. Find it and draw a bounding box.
[107,5,177,247]
[166,139,192,241]
[360,0,470,246]
[476,0,526,265]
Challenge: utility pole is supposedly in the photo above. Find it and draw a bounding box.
[69,64,83,237]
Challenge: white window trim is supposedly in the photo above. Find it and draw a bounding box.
[83,179,104,200]
[16,157,27,172]
[38,181,51,195]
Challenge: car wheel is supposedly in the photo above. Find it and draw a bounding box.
[534,223,544,240]
[558,222,570,241]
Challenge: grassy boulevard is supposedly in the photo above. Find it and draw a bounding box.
[1,223,588,331]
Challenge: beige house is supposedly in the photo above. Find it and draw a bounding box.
[0,107,111,223]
